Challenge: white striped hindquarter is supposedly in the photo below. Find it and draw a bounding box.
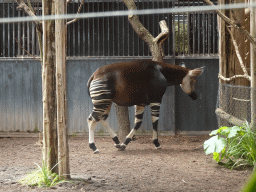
[88,79,113,122]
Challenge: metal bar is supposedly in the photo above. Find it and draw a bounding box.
[192,0,195,55]
[8,3,10,57]
[3,3,5,57]
[73,3,76,56]
[178,0,180,55]
[78,0,81,56]
[117,0,120,56]
[87,0,90,56]
[112,1,114,56]
[83,3,86,56]
[213,12,216,55]
[182,0,185,56]
[27,20,30,56]
[107,1,110,56]
[202,5,205,55]
[13,2,15,57]
[18,8,20,56]
[172,2,176,57]
[197,0,200,55]
[208,12,210,55]
[22,10,25,56]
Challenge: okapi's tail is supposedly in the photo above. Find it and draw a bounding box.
[87,74,94,97]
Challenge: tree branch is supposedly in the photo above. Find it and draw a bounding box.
[16,0,42,33]
[122,0,169,62]
[226,26,249,76]
[67,0,85,25]
[218,73,251,81]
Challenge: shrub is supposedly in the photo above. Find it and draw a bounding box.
[204,121,256,169]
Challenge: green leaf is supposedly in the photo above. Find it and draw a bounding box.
[204,135,227,155]
[213,152,220,162]
[227,126,241,138]
[209,129,219,136]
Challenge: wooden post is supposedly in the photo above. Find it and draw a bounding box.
[251,0,256,129]
[55,0,70,179]
[42,0,58,173]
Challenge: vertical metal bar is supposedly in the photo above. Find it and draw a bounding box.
[208,12,210,55]
[107,0,110,56]
[192,0,195,55]
[198,0,200,55]
[22,10,25,56]
[78,0,81,56]
[18,8,20,56]
[187,11,190,55]
[178,0,180,55]
[8,3,10,57]
[3,3,5,57]
[83,3,85,56]
[73,3,76,56]
[97,0,99,56]
[122,0,125,56]
[213,12,216,55]
[27,21,30,56]
[32,3,35,56]
[88,0,90,56]
[182,0,185,56]
[117,0,120,56]
[13,2,15,57]
[102,0,104,56]
[172,2,176,57]
[202,3,205,55]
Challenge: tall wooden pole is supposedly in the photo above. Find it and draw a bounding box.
[55,0,70,179]
[251,0,256,130]
[42,0,58,173]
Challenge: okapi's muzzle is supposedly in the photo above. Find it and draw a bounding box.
[189,91,197,100]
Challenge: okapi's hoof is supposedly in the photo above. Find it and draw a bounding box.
[115,144,121,148]
[94,149,100,154]
[155,146,161,149]
[119,144,126,151]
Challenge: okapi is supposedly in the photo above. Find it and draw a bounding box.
[87,60,204,153]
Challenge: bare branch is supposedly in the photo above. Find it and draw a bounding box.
[123,0,169,62]
[226,27,249,76]
[67,0,85,25]
[202,0,256,52]
[218,73,251,81]
[16,0,42,33]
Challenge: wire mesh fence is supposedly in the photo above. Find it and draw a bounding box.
[216,83,256,128]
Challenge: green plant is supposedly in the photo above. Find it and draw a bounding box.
[204,121,256,169]
[19,151,68,187]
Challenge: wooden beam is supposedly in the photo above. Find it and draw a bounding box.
[215,108,245,127]
[55,0,70,179]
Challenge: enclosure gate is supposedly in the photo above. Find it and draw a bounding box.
[0,0,219,134]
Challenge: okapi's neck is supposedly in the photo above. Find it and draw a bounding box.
[159,63,189,85]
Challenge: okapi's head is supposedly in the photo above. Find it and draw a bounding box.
[180,63,205,100]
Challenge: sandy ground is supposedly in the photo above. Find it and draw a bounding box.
[0,134,252,192]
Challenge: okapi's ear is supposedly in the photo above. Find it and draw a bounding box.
[189,66,205,77]
[179,62,186,68]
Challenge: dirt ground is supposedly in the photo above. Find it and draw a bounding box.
[0,134,252,192]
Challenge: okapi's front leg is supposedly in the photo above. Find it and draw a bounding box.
[150,103,161,149]
[119,105,145,151]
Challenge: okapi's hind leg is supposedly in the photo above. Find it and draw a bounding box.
[150,103,161,149]
[87,115,99,153]
[119,105,145,151]
[88,103,120,153]
[100,118,120,148]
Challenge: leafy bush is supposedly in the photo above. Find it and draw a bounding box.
[204,121,256,169]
